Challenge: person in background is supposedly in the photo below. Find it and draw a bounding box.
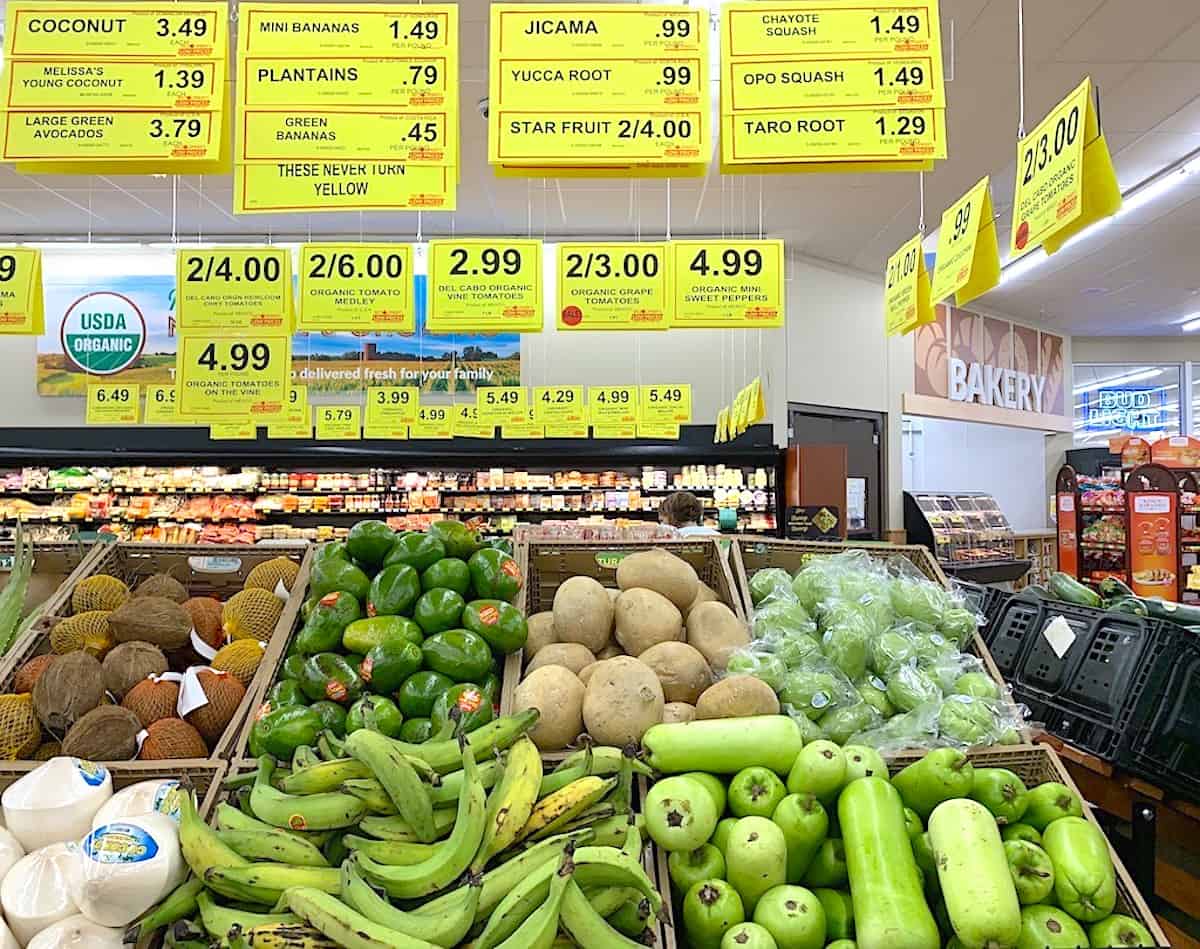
[659,490,719,536]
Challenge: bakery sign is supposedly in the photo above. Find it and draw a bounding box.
[949,357,1048,413]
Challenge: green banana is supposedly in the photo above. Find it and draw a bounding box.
[612,747,635,816]
[195,891,298,940]
[345,728,437,841]
[240,921,339,947]
[285,886,442,949]
[619,819,643,860]
[343,835,436,866]
[204,863,341,906]
[216,828,330,867]
[282,758,372,795]
[357,809,455,842]
[179,784,248,879]
[558,802,618,836]
[164,919,211,949]
[425,757,504,806]
[475,860,555,949]
[560,879,648,948]
[475,736,542,871]
[292,745,322,771]
[341,856,480,947]
[585,885,643,917]
[493,845,573,949]
[585,813,646,848]
[540,746,651,796]
[365,709,538,774]
[356,734,487,899]
[251,756,366,832]
[341,779,398,816]
[607,897,654,939]
[517,776,617,844]
[125,875,204,943]
[572,845,661,913]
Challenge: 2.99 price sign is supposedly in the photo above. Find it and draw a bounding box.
[671,240,784,328]
[175,336,289,421]
[428,239,542,333]
[175,248,293,336]
[299,244,414,332]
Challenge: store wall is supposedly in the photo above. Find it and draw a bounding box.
[1072,337,1200,363]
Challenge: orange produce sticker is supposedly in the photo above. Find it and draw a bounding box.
[360,657,374,683]
[478,606,500,626]
[326,681,348,702]
[457,689,483,714]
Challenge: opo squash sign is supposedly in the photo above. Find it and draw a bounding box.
[60,291,146,374]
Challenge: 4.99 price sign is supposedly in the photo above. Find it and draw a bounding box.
[175,336,289,421]
[671,240,784,328]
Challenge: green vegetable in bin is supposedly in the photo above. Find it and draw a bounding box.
[342,615,423,655]
[278,654,307,683]
[461,599,528,654]
[308,700,347,738]
[265,680,304,710]
[249,704,323,760]
[396,670,455,719]
[725,651,787,690]
[749,567,794,606]
[420,558,472,596]
[366,563,422,618]
[427,520,483,560]
[431,682,494,735]
[421,628,494,682]
[346,520,397,567]
[360,639,422,695]
[384,532,446,572]
[413,588,466,635]
[468,547,523,602]
[346,694,404,738]
[294,591,362,655]
[308,554,371,604]
[298,653,364,705]
[399,718,433,742]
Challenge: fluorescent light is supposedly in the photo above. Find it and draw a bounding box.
[1181,314,1200,332]
[1072,367,1161,396]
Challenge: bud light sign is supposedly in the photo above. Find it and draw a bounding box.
[1082,387,1166,432]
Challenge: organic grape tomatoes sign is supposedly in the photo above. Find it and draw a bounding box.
[556,243,670,330]
[175,336,289,421]
[298,244,414,332]
[428,240,542,333]
[671,240,784,328]
[175,248,292,336]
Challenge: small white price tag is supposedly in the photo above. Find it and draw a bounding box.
[1041,615,1077,660]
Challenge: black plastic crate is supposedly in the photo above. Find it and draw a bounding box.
[1120,628,1200,804]
[952,579,1010,645]
[989,594,1173,762]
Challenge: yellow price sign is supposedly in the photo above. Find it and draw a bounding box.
[209,420,257,440]
[593,424,636,439]
[239,3,456,56]
[0,248,43,335]
[315,405,361,440]
[477,387,527,425]
[671,239,785,328]
[727,57,942,111]
[241,57,451,110]
[1,110,219,163]
[144,385,184,425]
[639,384,692,426]
[365,386,419,438]
[715,407,730,443]
[86,383,140,425]
[723,2,943,59]
[175,336,290,420]
[588,386,638,428]
[884,233,933,337]
[494,57,705,111]
[637,421,680,440]
[241,110,452,165]
[266,386,310,437]
[428,240,542,333]
[175,248,292,336]
[930,176,1000,306]
[235,163,455,214]
[490,5,705,58]
[545,423,590,439]
[501,407,544,439]
[410,405,453,439]
[6,61,222,111]
[298,244,414,332]
[492,109,705,165]
[5,3,228,59]
[533,386,586,426]
[556,243,670,330]
[1010,77,1092,257]
[453,404,495,439]
[723,107,945,165]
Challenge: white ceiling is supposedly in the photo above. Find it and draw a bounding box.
[1,0,1199,336]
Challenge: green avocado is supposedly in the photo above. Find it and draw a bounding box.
[396,670,454,719]
[431,682,494,735]
[399,718,433,742]
[421,558,471,596]
[367,563,422,617]
[265,680,305,709]
[346,520,397,567]
[249,705,322,761]
[346,694,404,738]
[294,591,363,655]
[342,615,423,655]
[360,639,423,695]
[421,628,494,682]
[309,556,371,604]
[468,548,523,602]
[279,654,307,682]
[298,653,364,705]
[314,540,348,564]
[462,599,528,655]
[427,520,482,560]
[414,588,466,635]
[384,532,446,572]
[308,700,348,738]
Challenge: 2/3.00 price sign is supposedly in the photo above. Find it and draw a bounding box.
[175,247,292,336]
[175,336,289,421]
[428,240,542,333]
[671,240,784,328]
[299,244,413,332]
[557,243,670,330]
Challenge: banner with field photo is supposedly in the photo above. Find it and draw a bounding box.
[36,247,521,397]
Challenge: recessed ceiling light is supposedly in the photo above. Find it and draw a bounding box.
[1181,315,1200,333]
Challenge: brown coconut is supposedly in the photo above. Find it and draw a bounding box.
[13,654,56,695]
[33,651,104,735]
[102,642,168,699]
[139,718,207,760]
[62,705,142,761]
[133,573,189,603]
[108,597,192,651]
[121,677,180,728]
[183,597,224,650]
[183,669,244,744]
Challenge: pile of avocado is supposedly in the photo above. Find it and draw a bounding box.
[249,519,527,760]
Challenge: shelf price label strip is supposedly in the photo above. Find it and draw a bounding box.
[0,248,43,335]
[488,3,710,169]
[428,239,543,334]
[883,232,933,337]
[930,175,1000,307]
[86,383,140,425]
[315,405,362,441]
[410,405,453,439]
[298,243,414,332]
[364,386,419,439]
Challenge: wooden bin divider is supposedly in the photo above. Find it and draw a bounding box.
[500,538,744,719]
[0,541,313,767]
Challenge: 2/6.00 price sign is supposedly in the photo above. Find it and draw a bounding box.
[175,247,292,336]
[175,336,289,421]
[299,244,413,332]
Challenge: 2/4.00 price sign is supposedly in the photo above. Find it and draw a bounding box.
[175,248,292,336]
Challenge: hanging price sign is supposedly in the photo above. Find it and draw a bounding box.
[365,386,419,438]
[298,244,414,332]
[639,384,692,426]
[557,243,670,330]
[0,248,43,335]
[883,233,933,337]
[453,404,495,439]
[241,111,451,164]
[588,386,639,431]
[533,386,586,427]
[239,4,456,57]
[144,385,185,425]
[715,407,730,443]
[670,240,784,328]
[410,405,453,439]
[1,110,219,163]
[266,386,311,439]
[930,176,1000,306]
[6,61,222,112]
[175,248,292,336]
[501,407,545,440]
[723,2,943,59]
[86,383,140,425]
[175,336,289,420]
[235,163,455,215]
[209,420,257,439]
[428,240,543,333]
[723,108,944,164]
[476,387,527,425]
[5,4,228,59]
[728,57,942,111]
[315,405,361,440]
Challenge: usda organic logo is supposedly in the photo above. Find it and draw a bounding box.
[60,292,146,375]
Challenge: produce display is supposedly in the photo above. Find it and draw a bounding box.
[129,713,666,948]
[735,553,1024,749]
[0,552,302,761]
[642,715,1156,949]
[251,520,527,759]
[512,547,756,750]
[1034,572,1200,627]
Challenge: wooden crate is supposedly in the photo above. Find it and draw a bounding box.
[0,539,108,661]
[0,541,313,766]
[500,538,745,718]
[730,538,1008,694]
